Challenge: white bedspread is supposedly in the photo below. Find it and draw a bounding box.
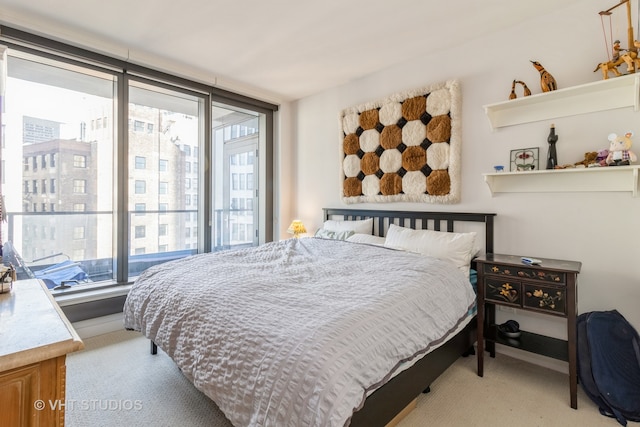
[123,237,475,427]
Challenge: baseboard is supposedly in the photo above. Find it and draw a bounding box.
[72,312,124,339]
[495,344,568,374]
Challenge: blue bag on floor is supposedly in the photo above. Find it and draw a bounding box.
[577,310,640,426]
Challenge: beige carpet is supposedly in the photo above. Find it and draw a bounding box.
[66,330,621,427]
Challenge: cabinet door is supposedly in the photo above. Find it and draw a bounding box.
[0,364,40,427]
[0,357,66,427]
[523,282,566,315]
[484,278,521,306]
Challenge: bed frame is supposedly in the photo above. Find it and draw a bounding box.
[148,208,496,426]
[321,208,496,427]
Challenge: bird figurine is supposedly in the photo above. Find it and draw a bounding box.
[531,60,557,92]
[508,80,532,100]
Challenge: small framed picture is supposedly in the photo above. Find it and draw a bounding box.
[510,147,539,172]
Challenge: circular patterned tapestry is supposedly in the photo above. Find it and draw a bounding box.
[340,80,461,204]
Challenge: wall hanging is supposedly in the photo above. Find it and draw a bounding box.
[339,79,461,204]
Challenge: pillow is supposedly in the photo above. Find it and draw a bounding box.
[383,224,477,277]
[322,218,373,235]
[314,228,355,240]
[345,233,386,246]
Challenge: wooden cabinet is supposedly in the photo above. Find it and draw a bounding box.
[0,280,83,426]
[475,254,581,409]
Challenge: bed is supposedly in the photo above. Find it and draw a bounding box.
[123,208,496,426]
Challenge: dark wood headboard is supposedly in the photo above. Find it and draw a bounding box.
[323,208,496,254]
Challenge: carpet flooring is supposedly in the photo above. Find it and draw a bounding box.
[65,330,621,427]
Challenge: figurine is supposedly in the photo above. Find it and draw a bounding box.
[606,132,637,166]
[546,124,558,169]
[531,61,557,92]
[509,80,531,100]
[593,60,622,79]
[620,40,640,73]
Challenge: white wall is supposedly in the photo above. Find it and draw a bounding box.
[288,2,640,340]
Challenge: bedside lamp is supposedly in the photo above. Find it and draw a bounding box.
[287,220,307,238]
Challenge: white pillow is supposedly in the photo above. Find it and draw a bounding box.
[314,228,354,240]
[383,224,477,277]
[346,233,386,246]
[323,218,374,235]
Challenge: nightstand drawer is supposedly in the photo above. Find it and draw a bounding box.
[483,263,565,284]
[523,283,566,315]
[484,278,521,306]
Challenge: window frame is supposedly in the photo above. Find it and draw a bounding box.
[0,24,277,301]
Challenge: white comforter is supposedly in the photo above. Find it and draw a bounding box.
[123,237,475,427]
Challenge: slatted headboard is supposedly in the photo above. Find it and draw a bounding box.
[323,208,496,255]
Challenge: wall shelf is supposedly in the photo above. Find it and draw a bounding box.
[483,74,640,130]
[483,166,640,197]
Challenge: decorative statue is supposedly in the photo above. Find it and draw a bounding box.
[531,61,557,92]
[546,124,558,169]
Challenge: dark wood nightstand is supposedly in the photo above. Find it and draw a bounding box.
[475,254,581,409]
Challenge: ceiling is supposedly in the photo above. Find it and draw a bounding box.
[0,0,586,102]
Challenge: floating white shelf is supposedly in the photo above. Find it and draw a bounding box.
[483,166,640,197]
[483,74,640,130]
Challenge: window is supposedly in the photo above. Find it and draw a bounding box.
[135,156,146,169]
[135,180,146,194]
[73,226,86,240]
[1,32,274,294]
[73,155,87,168]
[135,226,146,238]
[73,180,86,194]
[134,120,144,132]
[135,203,146,215]
[159,182,168,195]
[127,82,202,277]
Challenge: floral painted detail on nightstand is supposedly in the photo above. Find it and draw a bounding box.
[523,284,566,315]
[527,289,562,309]
[485,264,564,284]
[486,281,520,304]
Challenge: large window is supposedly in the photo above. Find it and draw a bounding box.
[0,28,276,298]
[127,82,204,277]
[212,105,261,249]
[1,53,115,282]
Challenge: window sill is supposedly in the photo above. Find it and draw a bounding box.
[54,283,132,307]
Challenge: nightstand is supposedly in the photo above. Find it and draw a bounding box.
[475,254,581,409]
